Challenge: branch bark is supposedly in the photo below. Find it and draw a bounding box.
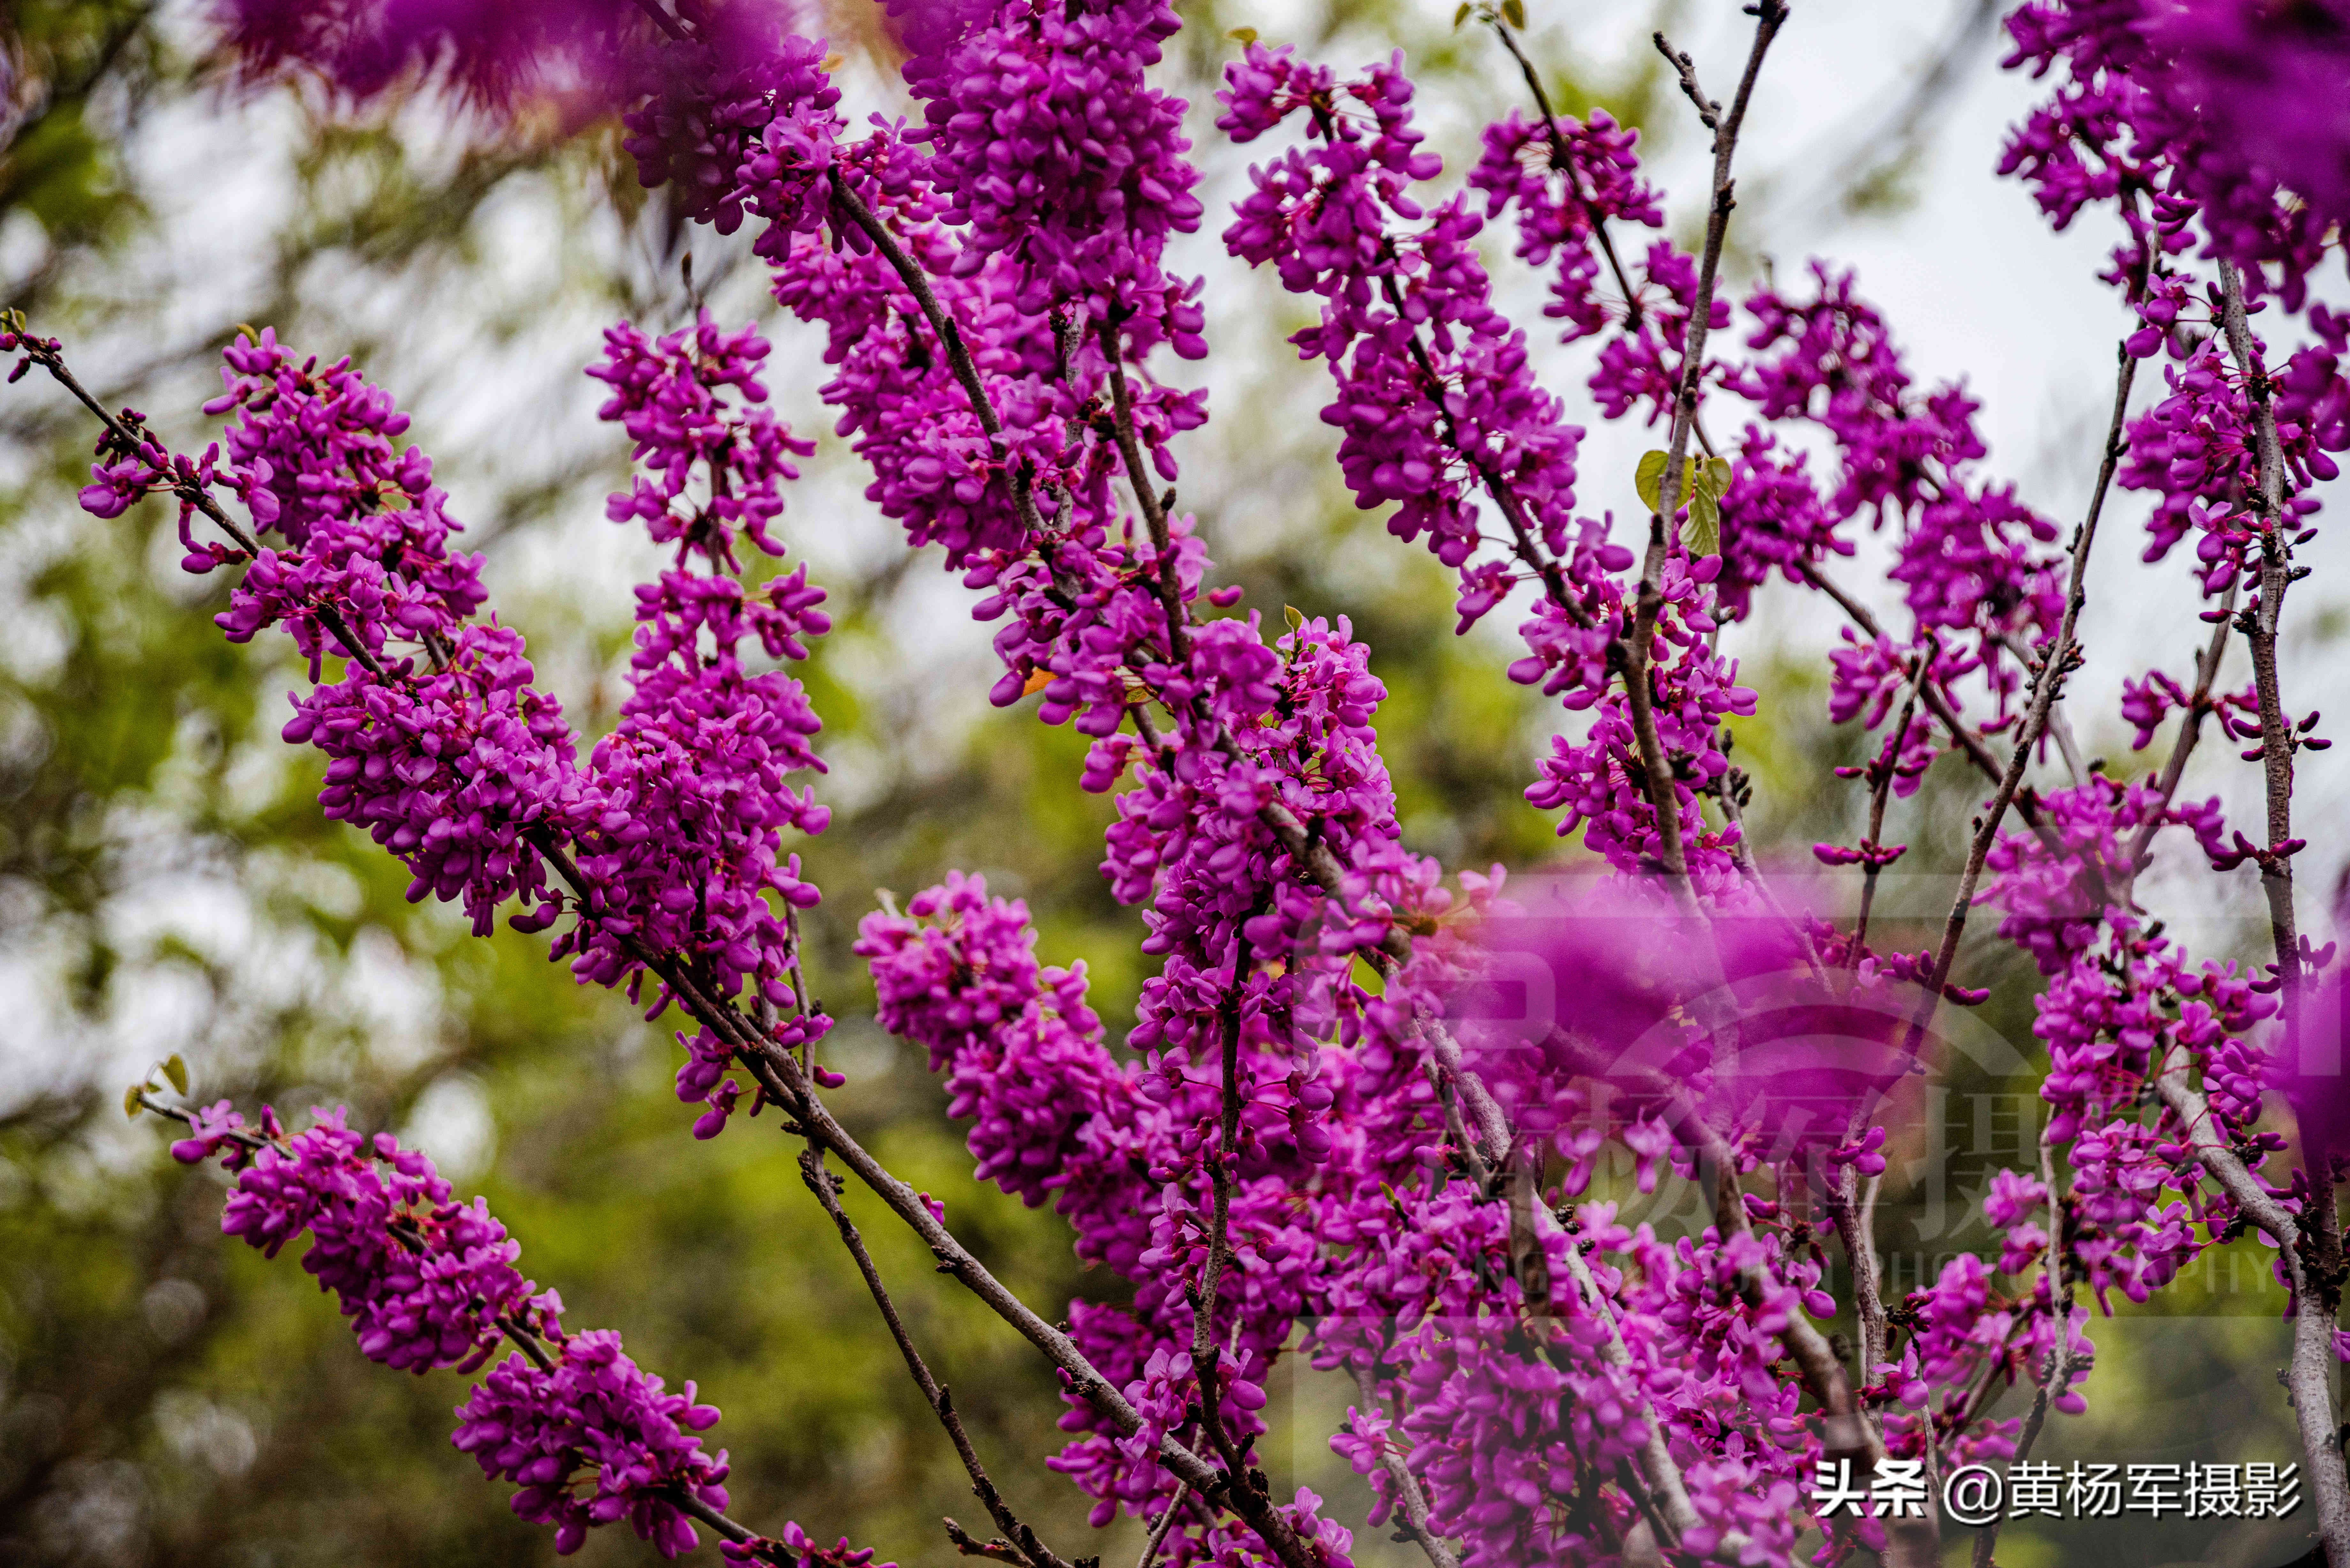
[1347,1369,1462,1568]
[1907,344,2136,1049]
[797,1146,1075,1568]
[2155,1064,2350,1564]
[2214,257,2333,1285]
[1613,2,1788,910]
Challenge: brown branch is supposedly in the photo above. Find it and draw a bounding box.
[137,1099,779,1552]
[1823,1160,1889,1397]
[1134,1483,1190,1568]
[1711,763,1831,980]
[2214,257,2330,1271]
[1619,2,1790,907]
[1188,930,1258,1480]
[945,1521,1029,1565]
[2120,584,2235,885]
[2154,1062,2350,1561]
[1797,561,2008,786]
[626,0,690,41]
[1347,1368,1462,1568]
[1967,1123,2075,1568]
[1647,5,1787,523]
[1486,19,1645,330]
[1851,636,1936,961]
[1554,1239,1725,1555]
[12,303,1315,1568]
[1096,317,1189,664]
[825,175,1046,539]
[1907,344,2137,1046]
[797,1146,1075,1568]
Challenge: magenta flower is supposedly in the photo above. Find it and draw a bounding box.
[1447,878,1916,1164]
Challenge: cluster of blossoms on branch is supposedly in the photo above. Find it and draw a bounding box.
[15,0,2350,1563]
[161,1101,759,1558]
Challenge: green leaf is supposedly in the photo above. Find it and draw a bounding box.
[1284,604,1306,634]
[1228,25,1258,42]
[1638,450,1708,516]
[1701,455,1733,499]
[1501,0,1527,28]
[123,1082,144,1119]
[1634,449,1668,514]
[1452,2,1473,27]
[1687,491,1721,557]
[163,1053,189,1094]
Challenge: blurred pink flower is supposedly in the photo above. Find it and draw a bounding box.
[210,0,797,120]
[1448,877,1919,1164]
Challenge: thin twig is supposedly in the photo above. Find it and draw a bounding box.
[1487,19,1645,329]
[1621,3,1789,907]
[825,176,1046,539]
[1825,1159,1890,1393]
[1908,344,2137,1046]
[945,1521,1028,1565]
[1713,763,1830,979]
[1851,635,1937,962]
[1189,930,1258,1479]
[1968,1118,2074,1568]
[800,207,1409,972]
[1995,628,2088,786]
[2154,1061,2350,1563]
[1134,1483,1190,1568]
[1347,1368,1462,1568]
[14,313,1333,1568]
[797,1146,1074,1568]
[2120,585,2235,885]
[1097,317,1189,664]
[138,1098,777,1550]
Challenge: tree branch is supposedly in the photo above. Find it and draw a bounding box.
[12,317,1345,1568]
[1850,637,1936,961]
[1189,930,1258,1480]
[1487,18,1645,330]
[1618,2,1789,907]
[2214,256,2331,1283]
[1134,1484,1190,1568]
[2120,583,2235,886]
[2154,1062,2350,1563]
[796,1146,1075,1568]
[1907,344,2136,1046]
[1346,1368,1461,1568]
[1096,316,1188,665]
[825,175,1047,539]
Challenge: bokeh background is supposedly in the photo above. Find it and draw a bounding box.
[2,2,2344,1565]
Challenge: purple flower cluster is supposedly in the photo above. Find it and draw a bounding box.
[549,317,834,1104]
[173,1105,738,1558]
[176,1103,549,1373]
[1218,44,1759,887]
[1467,108,1659,344]
[860,874,1876,1564]
[622,26,842,242]
[907,0,1205,353]
[185,332,578,937]
[2002,0,2350,309]
[454,1330,731,1557]
[1733,266,2064,727]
